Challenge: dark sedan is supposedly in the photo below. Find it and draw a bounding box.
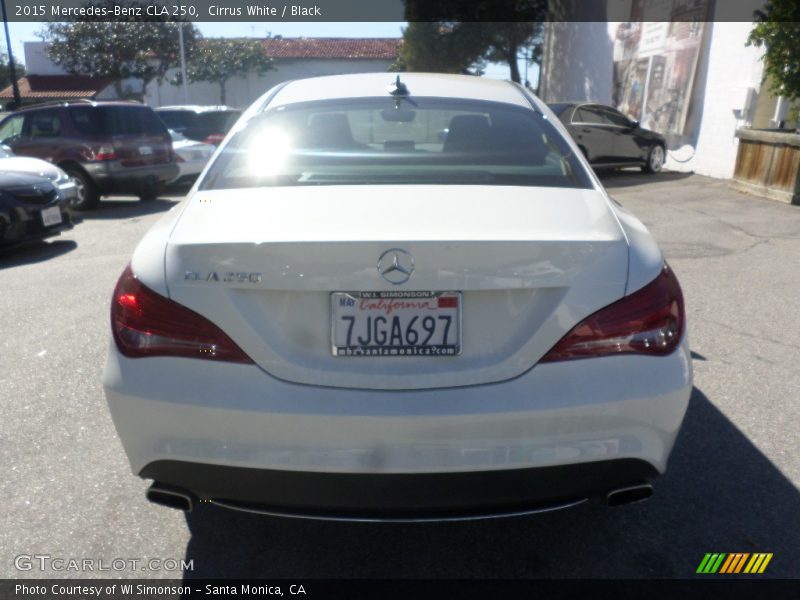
[0,172,74,246]
[548,102,666,173]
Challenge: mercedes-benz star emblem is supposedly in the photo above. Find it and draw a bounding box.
[377,248,414,285]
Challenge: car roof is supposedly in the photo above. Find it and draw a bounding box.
[262,73,532,110]
[13,100,149,112]
[549,101,620,109]
[155,105,240,113]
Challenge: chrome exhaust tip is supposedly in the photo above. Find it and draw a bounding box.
[146,483,195,512]
[605,483,653,507]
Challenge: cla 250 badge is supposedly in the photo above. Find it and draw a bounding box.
[184,271,262,283]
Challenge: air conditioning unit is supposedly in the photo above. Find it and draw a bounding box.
[732,86,756,119]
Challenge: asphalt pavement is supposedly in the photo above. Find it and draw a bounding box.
[1,173,798,579]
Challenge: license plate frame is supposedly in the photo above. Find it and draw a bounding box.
[331,291,462,357]
[40,206,62,227]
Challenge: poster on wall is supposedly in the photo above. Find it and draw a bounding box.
[612,0,709,135]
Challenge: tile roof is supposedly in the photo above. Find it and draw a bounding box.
[0,38,401,101]
[0,75,112,99]
[262,37,401,60]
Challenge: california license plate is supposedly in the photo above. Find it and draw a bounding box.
[41,206,62,227]
[331,291,461,357]
[139,146,153,155]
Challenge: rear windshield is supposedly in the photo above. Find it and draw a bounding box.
[70,106,167,136]
[200,98,592,190]
[156,110,197,131]
[547,103,573,118]
[196,111,240,132]
[156,110,240,133]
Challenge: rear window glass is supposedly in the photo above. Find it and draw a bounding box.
[156,110,197,131]
[70,106,167,136]
[196,111,240,132]
[201,98,592,190]
[575,107,605,124]
[547,103,572,117]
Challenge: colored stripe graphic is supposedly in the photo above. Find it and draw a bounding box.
[744,553,773,574]
[697,553,727,573]
[719,554,736,574]
[698,552,773,574]
[736,553,751,573]
[696,554,713,573]
[759,554,773,573]
[728,553,749,573]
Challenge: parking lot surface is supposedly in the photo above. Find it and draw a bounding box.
[1,172,798,579]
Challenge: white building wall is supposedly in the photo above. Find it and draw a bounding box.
[539,20,766,180]
[24,41,68,75]
[539,22,616,104]
[665,22,764,178]
[145,58,394,109]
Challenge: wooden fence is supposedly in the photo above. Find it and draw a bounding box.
[732,128,800,205]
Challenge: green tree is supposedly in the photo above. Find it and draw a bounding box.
[394,22,487,75]
[173,38,275,105]
[747,0,800,119]
[398,1,546,83]
[480,22,544,85]
[0,52,25,91]
[43,16,198,99]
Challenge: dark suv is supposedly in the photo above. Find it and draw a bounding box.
[154,105,241,146]
[0,100,178,210]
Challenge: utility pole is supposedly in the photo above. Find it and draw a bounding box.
[178,22,189,104]
[1,0,21,109]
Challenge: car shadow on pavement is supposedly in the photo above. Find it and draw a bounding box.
[180,386,799,579]
[76,197,181,220]
[599,170,694,190]
[0,239,77,269]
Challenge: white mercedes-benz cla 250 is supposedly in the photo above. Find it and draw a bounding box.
[103,73,691,520]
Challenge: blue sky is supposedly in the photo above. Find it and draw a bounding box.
[6,21,534,83]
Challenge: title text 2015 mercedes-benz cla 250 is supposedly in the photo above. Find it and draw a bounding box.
[103,73,691,520]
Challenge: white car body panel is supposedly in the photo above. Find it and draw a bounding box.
[103,73,691,514]
[163,185,629,389]
[608,199,665,294]
[262,72,532,112]
[130,200,192,297]
[104,338,691,475]
[168,135,215,182]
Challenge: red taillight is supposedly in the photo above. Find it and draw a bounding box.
[541,264,685,362]
[203,134,225,146]
[94,145,117,161]
[110,265,253,363]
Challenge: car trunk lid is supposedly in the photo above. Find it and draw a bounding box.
[164,185,629,389]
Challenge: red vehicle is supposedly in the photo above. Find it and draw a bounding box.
[0,100,178,210]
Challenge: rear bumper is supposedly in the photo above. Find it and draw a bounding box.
[142,458,658,519]
[173,158,207,180]
[84,161,179,193]
[104,338,692,515]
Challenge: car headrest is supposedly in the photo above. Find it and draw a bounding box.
[443,115,493,153]
[304,113,357,149]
